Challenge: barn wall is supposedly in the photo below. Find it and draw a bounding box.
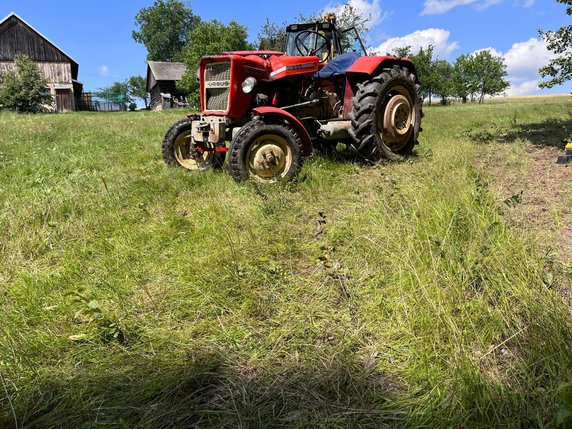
[0,61,72,85]
[150,86,162,111]
[150,81,187,111]
[0,16,71,63]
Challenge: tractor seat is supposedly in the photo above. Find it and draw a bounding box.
[313,52,360,79]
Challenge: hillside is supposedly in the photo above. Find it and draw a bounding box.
[0,96,571,428]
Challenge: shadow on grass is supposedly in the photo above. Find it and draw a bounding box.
[467,118,572,148]
[4,330,568,428]
[2,350,408,429]
[312,143,420,165]
[503,118,572,148]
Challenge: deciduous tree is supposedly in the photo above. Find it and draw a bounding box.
[0,53,52,113]
[409,46,436,104]
[326,1,375,34]
[95,81,131,110]
[452,54,476,103]
[257,19,287,51]
[132,0,201,62]
[392,46,413,58]
[178,20,252,106]
[472,50,509,102]
[432,59,454,104]
[539,0,572,88]
[128,75,149,109]
[259,1,373,53]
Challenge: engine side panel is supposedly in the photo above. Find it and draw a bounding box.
[268,56,319,81]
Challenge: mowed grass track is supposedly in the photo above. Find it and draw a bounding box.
[1,98,571,428]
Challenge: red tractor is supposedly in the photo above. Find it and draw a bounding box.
[162,14,422,182]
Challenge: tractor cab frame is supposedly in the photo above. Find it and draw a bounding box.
[284,20,367,61]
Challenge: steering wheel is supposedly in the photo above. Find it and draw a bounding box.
[294,30,331,63]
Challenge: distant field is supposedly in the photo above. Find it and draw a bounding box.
[1,97,571,428]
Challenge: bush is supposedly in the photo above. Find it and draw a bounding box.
[0,53,52,113]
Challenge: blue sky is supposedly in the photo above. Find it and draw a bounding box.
[1,0,570,96]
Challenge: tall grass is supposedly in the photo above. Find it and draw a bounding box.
[1,98,571,428]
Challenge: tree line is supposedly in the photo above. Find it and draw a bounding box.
[392,46,509,105]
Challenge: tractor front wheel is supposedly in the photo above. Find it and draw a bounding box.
[349,66,422,162]
[162,118,226,170]
[229,120,303,182]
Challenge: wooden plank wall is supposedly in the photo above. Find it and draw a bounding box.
[150,82,186,110]
[0,61,72,85]
[0,16,70,63]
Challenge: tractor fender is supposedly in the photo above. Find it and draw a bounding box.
[252,107,313,156]
[346,56,417,79]
[342,56,419,118]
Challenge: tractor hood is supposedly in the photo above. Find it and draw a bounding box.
[200,52,320,82]
[220,50,284,57]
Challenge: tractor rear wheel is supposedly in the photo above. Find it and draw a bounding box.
[162,118,225,170]
[349,66,422,162]
[229,120,303,182]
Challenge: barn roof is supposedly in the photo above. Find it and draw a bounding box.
[146,61,187,91]
[0,12,79,79]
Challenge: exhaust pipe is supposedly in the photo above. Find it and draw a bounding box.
[318,120,351,141]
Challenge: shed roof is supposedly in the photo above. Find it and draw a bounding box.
[146,61,187,91]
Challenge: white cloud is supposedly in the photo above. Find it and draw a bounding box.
[97,65,110,77]
[473,46,503,57]
[323,0,385,26]
[507,79,542,96]
[474,38,554,96]
[421,0,501,15]
[422,0,480,15]
[504,38,551,77]
[421,0,535,14]
[474,0,502,10]
[504,38,553,95]
[372,28,459,58]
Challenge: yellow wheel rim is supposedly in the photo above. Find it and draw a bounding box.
[246,134,292,181]
[379,85,416,152]
[174,131,216,170]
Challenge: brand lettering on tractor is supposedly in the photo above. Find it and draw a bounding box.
[244,67,269,77]
[270,63,316,77]
[286,63,315,71]
[205,80,231,88]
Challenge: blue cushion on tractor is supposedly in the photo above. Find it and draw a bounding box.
[313,52,361,79]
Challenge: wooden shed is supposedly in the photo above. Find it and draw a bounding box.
[0,12,82,112]
[146,61,188,111]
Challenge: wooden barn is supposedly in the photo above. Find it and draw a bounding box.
[146,61,188,111]
[0,12,82,112]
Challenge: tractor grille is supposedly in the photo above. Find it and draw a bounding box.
[204,61,231,111]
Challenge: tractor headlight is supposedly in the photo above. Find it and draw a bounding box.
[242,77,257,94]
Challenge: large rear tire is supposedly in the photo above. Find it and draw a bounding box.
[229,120,303,183]
[348,66,422,162]
[162,118,225,170]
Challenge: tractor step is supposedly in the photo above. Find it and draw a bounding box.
[556,144,572,165]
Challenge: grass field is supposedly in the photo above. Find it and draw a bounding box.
[1,97,571,428]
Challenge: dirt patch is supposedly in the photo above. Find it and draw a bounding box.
[480,145,571,262]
